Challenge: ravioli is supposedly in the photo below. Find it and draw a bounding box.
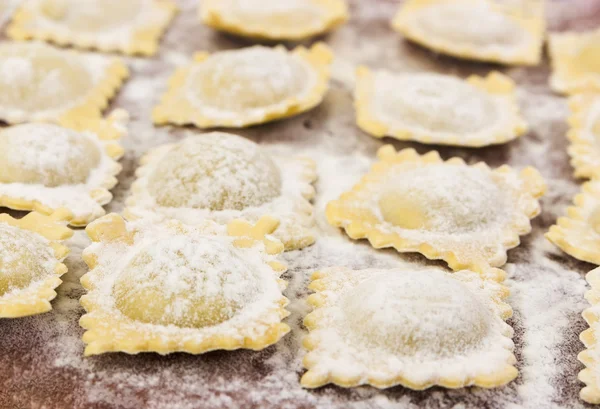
[0,42,128,124]
[392,0,545,65]
[302,266,516,389]
[546,181,600,265]
[0,209,72,318]
[355,68,527,147]
[566,93,600,179]
[549,28,600,94]
[200,0,348,40]
[580,267,600,403]
[125,132,316,250]
[80,214,289,355]
[153,43,332,128]
[8,0,177,56]
[0,110,128,226]
[326,145,546,273]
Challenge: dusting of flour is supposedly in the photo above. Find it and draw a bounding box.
[0,0,597,408]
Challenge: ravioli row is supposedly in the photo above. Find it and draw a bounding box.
[0,207,519,391]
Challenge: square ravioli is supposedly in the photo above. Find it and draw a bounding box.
[579,267,600,403]
[0,209,72,318]
[125,132,316,251]
[200,0,348,40]
[0,110,128,226]
[0,42,128,124]
[80,214,289,356]
[567,93,600,179]
[7,0,178,56]
[302,266,516,389]
[546,180,600,265]
[392,0,545,66]
[153,43,332,128]
[355,68,527,147]
[549,28,600,94]
[326,145,546,273]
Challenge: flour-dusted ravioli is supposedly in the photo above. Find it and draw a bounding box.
[302,266,516,389]
[153,43,332,128]
[580,267,600,403]
[0,110,128,226]
[327,146,546,273]
[8,0,178,56]
[549,28,600,94]
[80,213,289,356]
[125,132,316,250]
[546,181,600,265]
[567,93,600,179]
[0,42,128,124]
[0,209,72,318]
[392,0,545,65]
[200,0,348,40]
[355,68,527,147]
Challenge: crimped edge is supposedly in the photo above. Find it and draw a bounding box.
[300,266,517,389]
[7,0,178,56]
[124,136,317,251]
[326,145,546,274]
[355,67,527,147]
[0,110,129,227]
[549,28,600,95]
[566,93,600,179]
[546,180,600,265]
[391,0,545,66]
[579,267,600,403]
[79,214,290,356]
[152,42,333,128]
[200,0,348,40]
[0,209,72,318]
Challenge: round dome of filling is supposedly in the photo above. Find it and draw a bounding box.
[188,47,308,112]
[377,73,497,135]
[40,0,143,32]
[113,235,261,328]
[0,224,54,296]
[148,133,282,211]
[0,124,101,186]
[414,4,525,48]
[340,269,492,357]
[378,165,504,233]
[0,43,93,113]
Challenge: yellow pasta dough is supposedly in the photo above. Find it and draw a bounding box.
[392,0,545,65]
[8,0,177,56]
[80,214,289,356]
[125,132,316,251]
[0,110,128,226]
[355,68,527,147]
[549,28,600,94]
[302,266,516,389]
[0,209,72,318]
[200,0,348,40]
[326,145,546,273]
[580,267,600,403]
[546,181,600,265]
[566,93,600,179]
[153,43,332,128]
[0,42,128,124]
